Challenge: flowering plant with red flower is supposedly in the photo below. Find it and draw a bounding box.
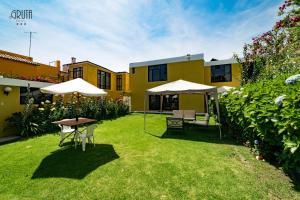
[236,0,300,84]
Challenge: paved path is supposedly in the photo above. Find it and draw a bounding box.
[0,136,21,144]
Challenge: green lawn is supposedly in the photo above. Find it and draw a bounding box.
[0,113,299,200]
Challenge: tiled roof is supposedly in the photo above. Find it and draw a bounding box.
[63,61,115,73]
[0,53,39,65]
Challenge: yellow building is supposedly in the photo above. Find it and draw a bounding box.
[0,50,61,137]
[0,50,241,138]
[129,54,241,112]
[63,58,130,100]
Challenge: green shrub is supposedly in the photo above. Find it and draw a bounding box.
[6,98,43,136]
[6,96,130,137]
[219,74,300,172]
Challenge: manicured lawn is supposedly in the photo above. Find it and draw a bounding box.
[0,113,299,199]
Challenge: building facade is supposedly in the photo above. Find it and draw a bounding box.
[129,54,241,112]
[63,59,130,100]
[0,50,60,137]
[0,50,241,138]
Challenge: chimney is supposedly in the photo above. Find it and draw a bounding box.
[71,57,76,64]
[55,60,61,68]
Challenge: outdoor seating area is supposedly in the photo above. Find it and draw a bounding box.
[166,110,210,133]
[0,113,298,199]
[144,79,222,139]
[0,1,299,199]
[54,118,96,151]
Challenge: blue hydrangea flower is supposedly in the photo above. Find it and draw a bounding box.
[275,95,286,107]
[285,74,300,85]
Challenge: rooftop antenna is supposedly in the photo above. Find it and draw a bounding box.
[24,31,36,57]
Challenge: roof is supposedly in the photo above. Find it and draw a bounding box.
[204,58,240,66]
[0,77,53,88]
[63,61,115,73]
[129,54,204,68]
[0,53,39,65]
[146,79,217,95]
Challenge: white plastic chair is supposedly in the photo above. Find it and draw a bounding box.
[79,124,97,151]
[58,124,75,146]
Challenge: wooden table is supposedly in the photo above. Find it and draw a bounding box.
[53,118,96,146]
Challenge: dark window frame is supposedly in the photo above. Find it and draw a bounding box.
[148,94,179,110]
[72,67,83,78]
[131,68,135,74]
[97,70,111,89]
[149,95,161,110]
[211,64,232,83]
[148,64,167,82]
[162,94,179,111]
[20,87,53,105]
[116,74,122,91]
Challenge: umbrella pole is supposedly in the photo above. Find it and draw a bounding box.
[76,93,80,121]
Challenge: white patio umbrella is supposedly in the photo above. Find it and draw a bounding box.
[40,78,107,120]
[40,78,106,96]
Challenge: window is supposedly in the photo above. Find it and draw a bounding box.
[149,94,179,110]
[211,64,232,82]
[73,67,83,78]
[163,95,179,110]
[148,64,167,82]
[149,95,160,110]
[20,87,53,105]
[116,75,122,91]
[131,68,135,74]
[97,70,111,89]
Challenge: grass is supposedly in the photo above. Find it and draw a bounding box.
[0,113,299,200]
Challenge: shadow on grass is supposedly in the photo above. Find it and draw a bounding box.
[31,143,119,180]
[148,124,237,145]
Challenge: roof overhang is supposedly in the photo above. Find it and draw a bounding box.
[0,77,53,88]
[129,54,204,68]
[204,58,243,66]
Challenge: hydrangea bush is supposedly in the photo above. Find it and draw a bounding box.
[219,74,300,173]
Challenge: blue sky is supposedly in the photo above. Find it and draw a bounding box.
[0,0,282,71]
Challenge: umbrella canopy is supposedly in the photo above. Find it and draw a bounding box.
[40,78,106,96]
[146,79,217,94]
[217,86,234,93]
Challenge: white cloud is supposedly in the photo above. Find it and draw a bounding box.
[0,0,281,72]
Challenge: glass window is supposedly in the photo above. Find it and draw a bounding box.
[211,64,232,82]
[131,68,135,74]
[97,70,111,89]
[148,64,167,82]
[149,95,161,110]
[149,94,179,110]
[163,95,179,110]
[73,67,83,78]
[116,75,122,91]
[20,87,53,105]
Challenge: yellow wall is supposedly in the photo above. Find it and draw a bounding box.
[0,50,60,80]
[204,63,241,87]
[67,62,129,100]
[130,61,242,112]
[130,60,206,112]
[0,50,63,137]
[0,86,23,137]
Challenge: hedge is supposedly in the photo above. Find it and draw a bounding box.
[219,74,300,173]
